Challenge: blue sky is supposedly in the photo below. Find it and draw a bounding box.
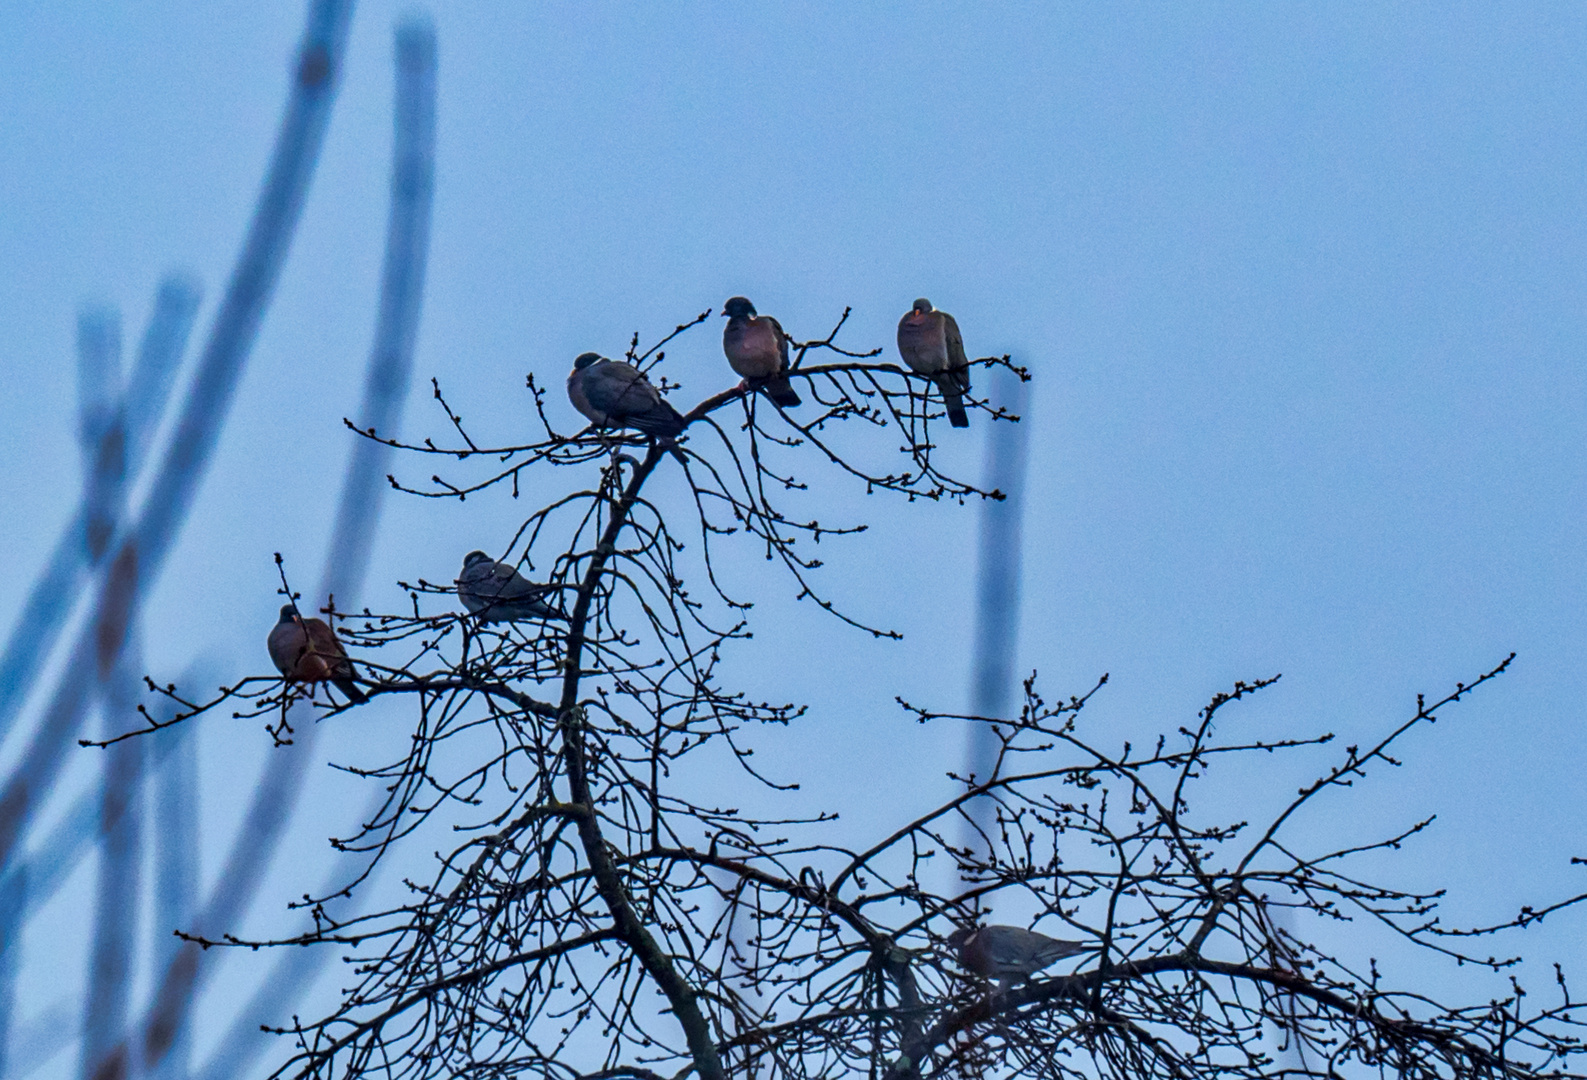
[2,2,1585,1075]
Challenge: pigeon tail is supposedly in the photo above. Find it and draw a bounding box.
[482,598,566,624]
[937,376,970,428]
[627,400,686,441]
[335,677,369,705]
[762,376,802,409]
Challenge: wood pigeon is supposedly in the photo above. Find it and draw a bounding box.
[267,604,368,704]
[722,296,800,408]
[947,924,1089,987]
[896,298,971,428]
[456,551,566,623]
[566,352,685,441]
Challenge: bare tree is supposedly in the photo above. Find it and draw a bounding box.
[97,308,1587,1080]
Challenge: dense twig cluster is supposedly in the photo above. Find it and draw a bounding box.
[99,309,1587,1080]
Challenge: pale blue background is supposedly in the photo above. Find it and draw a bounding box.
[1,3,1584,1075]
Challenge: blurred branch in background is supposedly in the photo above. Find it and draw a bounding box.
[963,362,1032,880]
[0,858,19,1076]
[74,309,125,563]
[0,0,354,870]
[148,18,436,1080]
[83,634,145,1080]
[146,661,205,1080]
[0,660,216,1079]
[0,0,355,1076]
[0,280,198,741]
[76,304,145,1080]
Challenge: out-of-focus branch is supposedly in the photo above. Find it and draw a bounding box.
[0,0,355,874]
[0,277,198,742]
[162,19,437,1080]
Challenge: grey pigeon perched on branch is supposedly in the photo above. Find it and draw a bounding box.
[456,551,566,623]
[566,352,685,441]
[267,604,368,704]
[722,296,800,408]
[897,298,971,428]
[947,924,1089,986]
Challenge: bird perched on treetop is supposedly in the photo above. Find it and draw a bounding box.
[722,296,801,408]
[566,353,686,445]
[456,551,566,623]
[267,604,368,704]
[947,924,1090,987]
[897,298,971,428]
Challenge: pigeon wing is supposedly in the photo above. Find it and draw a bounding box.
[982,926,1087,977]
[463,560,565,622]
[305,618,368,704]
[761,316,801,407]
[935,313,971,427]
[487,562,547,616]
[765,315,791,374]
[579,363,630,423]
[942,312,971,393]
[610,366,685,439]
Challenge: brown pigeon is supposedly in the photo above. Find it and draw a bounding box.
[566,352,686,441]
[947,924,1089,987]
[897,298,971,428]
[267,603,368,704]
[722,296,800,408]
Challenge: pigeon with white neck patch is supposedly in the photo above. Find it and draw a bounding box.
[897,298,971,428]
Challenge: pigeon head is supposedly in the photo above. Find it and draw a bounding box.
[722,296,757,319]
[573,352,605,370]
[911,298,934,313]
[277,604,299,623]
[462,550,492,568]
[946,926,977,950]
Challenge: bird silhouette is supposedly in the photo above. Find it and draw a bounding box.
[456,551,566,623]
[566,352,686,441]
[897,298,971,428]
[947,924,1090,987]
[267,603,368,704]
[722,296,801,408]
